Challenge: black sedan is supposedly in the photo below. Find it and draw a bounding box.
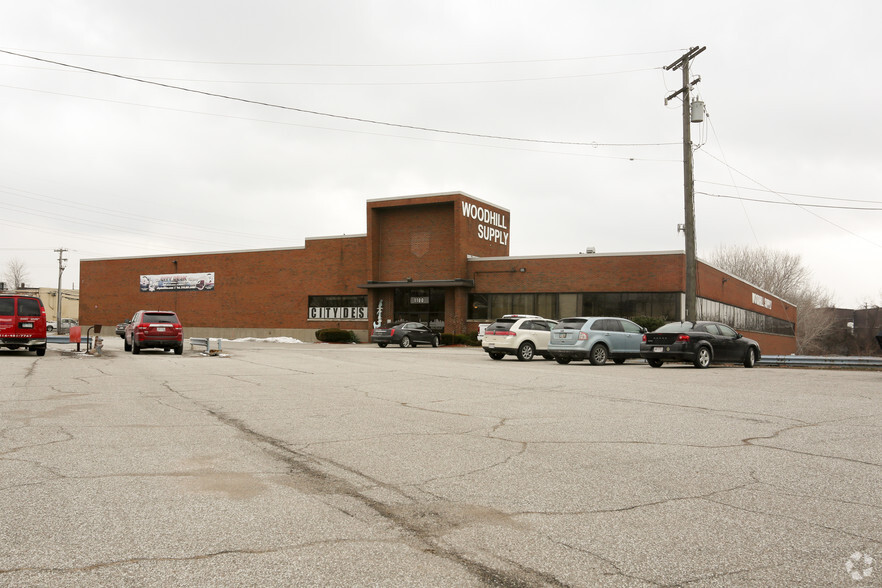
[115,319,131,339]
[640,321,760,369]
[371,322,440,348]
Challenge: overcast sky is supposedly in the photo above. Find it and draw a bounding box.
[1,1,880,308]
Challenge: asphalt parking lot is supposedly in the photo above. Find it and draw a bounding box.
[1,337,880,587]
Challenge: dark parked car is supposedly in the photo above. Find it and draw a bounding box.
[115,319,131,338]
[371,322,439,348]
[124,310,184,355]
[640,321,760,369]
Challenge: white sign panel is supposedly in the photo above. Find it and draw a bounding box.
[308,307,368,320]
[751,292,773,309]
[140,272,214,292]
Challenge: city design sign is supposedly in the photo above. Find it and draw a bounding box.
[462,201,509,245]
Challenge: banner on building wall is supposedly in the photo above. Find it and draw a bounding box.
[140,272,215,292]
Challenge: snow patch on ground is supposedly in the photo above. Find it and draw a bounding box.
[223,337,305,344]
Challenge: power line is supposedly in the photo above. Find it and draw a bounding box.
[2,62,662,86]
[0,46,684,67]
[696,192,882,211]
[0,49,678,148]
[697,150,882,249]
[0,183,294,243]
[697,180,882,204]
[0,83,681,159]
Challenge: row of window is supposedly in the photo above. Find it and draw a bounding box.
[468,292,680,322]
[468,292,795,337]
[308,295,368,308]
[307,292,795,338]
[696,297,795,336]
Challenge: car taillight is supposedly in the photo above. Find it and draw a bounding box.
[578,332,589,340]
[389,328,395,336]
[494,331,515,337]
[642,334,647,342]
[677,334,690,342]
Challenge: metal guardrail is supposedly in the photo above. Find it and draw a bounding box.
[189,337,222,353]
[759,355,882,369]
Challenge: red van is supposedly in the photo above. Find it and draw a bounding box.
[0,295,48,356]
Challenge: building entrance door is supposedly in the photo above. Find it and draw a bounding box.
[393,287,445,330]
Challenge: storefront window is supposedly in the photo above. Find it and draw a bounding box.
[469,294,489,320]
[697,297,794,336]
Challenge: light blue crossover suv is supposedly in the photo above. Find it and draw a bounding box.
[547,317,647,365]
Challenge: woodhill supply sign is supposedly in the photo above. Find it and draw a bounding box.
[462,202,509,245]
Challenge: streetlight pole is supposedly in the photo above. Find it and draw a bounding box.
[665,46,706,322]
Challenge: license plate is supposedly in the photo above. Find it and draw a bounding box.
[21,322,33,328]
[488,343,495,348]
[653,346,663,352]
[557,333,566,338]
[156,327,166,332]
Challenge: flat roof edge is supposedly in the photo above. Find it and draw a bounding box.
[367,191,510,213]
[469,250,685,261]
[81,245,307,263]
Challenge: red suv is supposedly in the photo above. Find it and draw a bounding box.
[124,310,184,355]
[0,295,48,356]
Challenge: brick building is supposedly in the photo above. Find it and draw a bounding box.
[80,191,797,354]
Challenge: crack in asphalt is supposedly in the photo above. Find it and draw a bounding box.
[202,409,572,587]
[0,538,397,575]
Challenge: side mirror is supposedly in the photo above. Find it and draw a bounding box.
[735,333,743,339]
[641,327,648,334]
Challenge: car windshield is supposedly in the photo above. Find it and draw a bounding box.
[555,318,587,330]
[487,320,516,331]
[144,313,178,323]
[655,321,695,333]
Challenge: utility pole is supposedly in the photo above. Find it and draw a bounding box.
[54,248,67,333]
[665,46,705,322]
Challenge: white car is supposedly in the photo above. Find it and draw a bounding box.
[46,318,78,332]
[481,314,558,361]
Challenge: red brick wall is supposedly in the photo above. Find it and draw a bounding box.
[366,192,509,282]
[80,236,368,330]
[696,261,795,323]
[468,253,686,293]
[371,202,455,282]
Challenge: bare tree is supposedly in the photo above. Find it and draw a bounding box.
[4,258,29,290]
[708,246,837,354]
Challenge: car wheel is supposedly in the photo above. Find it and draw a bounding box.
[589,343,609,366]
[174,344,183,355]
[693,346,711,368]
[431,335,439,348]
[489,352,505,360]
[743,347,756,368]
[36,347,46,357]
[399,336,412,348]
[124,338,131,352]
[516,341,535,361]
[555,357,571,365]
[132,340,140,355]
[377,343,388,348]
[613,358,626,365]
[648,359,663,368]
[47,325,54,332]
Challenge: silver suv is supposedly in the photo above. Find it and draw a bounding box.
[482,314,558,361]
[548,317,646,365]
